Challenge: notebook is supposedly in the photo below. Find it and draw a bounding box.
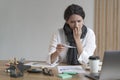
[85,50,120,80]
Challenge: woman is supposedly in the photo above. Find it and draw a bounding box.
[47,4,96,65]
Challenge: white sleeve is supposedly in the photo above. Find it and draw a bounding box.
[78,29,96,64]
[46,31,60,64]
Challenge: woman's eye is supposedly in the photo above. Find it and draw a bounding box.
[78,20,81,22]
[70,21,74,23]
[70,20,81,23]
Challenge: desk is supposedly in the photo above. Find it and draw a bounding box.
[0,60,91,80]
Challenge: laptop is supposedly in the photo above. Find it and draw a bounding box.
[85,50,120,80]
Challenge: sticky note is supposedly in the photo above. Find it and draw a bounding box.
[58,74,72,79]
[62,72,77,75]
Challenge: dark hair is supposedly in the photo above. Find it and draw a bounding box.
[64,4,85,21]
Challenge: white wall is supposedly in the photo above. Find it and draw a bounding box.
[0,0,94,61]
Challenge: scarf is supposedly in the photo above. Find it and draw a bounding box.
[63,23,87,65]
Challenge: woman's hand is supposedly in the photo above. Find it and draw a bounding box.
[73,27,82,40]
[73,27,83,55]
[56,44,65,54]
[51,44,65,64]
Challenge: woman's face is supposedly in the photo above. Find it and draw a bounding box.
[66,14,84,30]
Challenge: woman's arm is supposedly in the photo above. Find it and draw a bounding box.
[73,27,83,56]
[74,28,96,64]
[51,44,64,64]
[47,30,65,64]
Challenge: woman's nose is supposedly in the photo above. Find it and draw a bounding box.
[74,22,79,28]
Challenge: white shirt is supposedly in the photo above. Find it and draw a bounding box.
[47,27,96,64]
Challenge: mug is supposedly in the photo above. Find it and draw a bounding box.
[89,56,100,73]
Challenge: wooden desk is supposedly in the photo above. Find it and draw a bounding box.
[0,60,91,80]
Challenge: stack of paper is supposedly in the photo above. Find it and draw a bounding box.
[57,66,85,73]
[24,62,58,68]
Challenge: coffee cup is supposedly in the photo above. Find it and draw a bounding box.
[89,56,100,73]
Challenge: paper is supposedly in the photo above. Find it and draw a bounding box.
[57,66,85,73]
[24,62,58,68]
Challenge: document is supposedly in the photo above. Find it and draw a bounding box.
[24,62,58,68]
[57,66,85,73]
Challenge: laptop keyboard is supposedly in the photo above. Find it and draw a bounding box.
[94,75,99,79]
[85,73,100,80]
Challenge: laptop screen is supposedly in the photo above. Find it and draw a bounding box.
[99,50,120,80]
[85,50,120,80]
